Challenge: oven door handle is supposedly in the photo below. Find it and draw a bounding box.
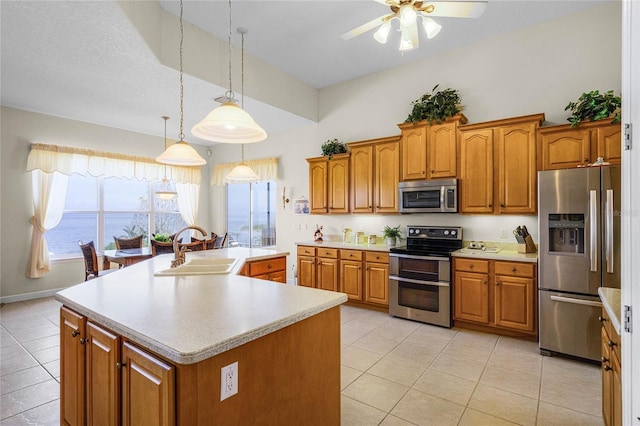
[389,253,448,262]
[389,275,450,287]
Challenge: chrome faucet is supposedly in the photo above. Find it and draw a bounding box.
[171,226,207,268]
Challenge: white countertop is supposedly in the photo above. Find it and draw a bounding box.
[599,287,622,335]
[452,248,538,263]
[296,240,392,252]
[55,248,347,365]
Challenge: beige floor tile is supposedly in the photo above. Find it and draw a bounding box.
[540,376,602,417]
[30,346,59,365]
[451,329,499,348]
[412,370,476,406]
[0,352,38,377]
[352,332,404,355]
[0,331,18,349]
[11,325,59,344]
[541,356,601,387]
[380,414,418,425]
[458,408,519,426]
[1,366,52,396]
[342,320,382,337]
[0,304,36,321]
[488,346,543,376]
[342,373,409,412]
[342,327,367,345]
[21,335,60,354]
[404,325,457,349]
[342,346,384,371]
[375,318,421,339]
[41,360,59,380]
[341,395,387,426]
[429,352,487,382]
[0,379,59,420]
[468,384,538,426]
[536,401,604,426]
[442,340,493,362]
[387,342,439,367]
[496,335,540,355]
[341,365,363,390]
[479,365,540,399]
[368,355,426,387]
[391,389,465,426]
[0,399,59,425]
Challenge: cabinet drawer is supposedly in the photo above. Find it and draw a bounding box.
[248,257,286,276]
[317,248,338,258]
[340,249,363,261]
[495,261,535,278]
[455,258,489,273]
[365,251,389,263]
[297,246,316,256]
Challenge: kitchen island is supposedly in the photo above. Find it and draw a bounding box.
[56,248,346,425]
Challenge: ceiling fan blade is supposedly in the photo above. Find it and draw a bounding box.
[372,0,392,5]
[420,1,488,19]
[340,15,389,40]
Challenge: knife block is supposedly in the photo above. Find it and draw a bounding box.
[517,235,537,254]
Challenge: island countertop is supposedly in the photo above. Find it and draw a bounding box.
[55,247,347,365]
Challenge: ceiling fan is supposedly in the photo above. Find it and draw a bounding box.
[341,0,488,51]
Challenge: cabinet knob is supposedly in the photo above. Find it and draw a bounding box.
[601,356,609,363]
[501,204,505,208]
[496,281,501,286]
[607,340,616,348]
[598,316,606,323]
[489,203,493,207]
[511,268,516,272]
[268,264,272,269]
[369,206,372,208]
[469,264,474,269]
[71,331,80,337]
[116,362,127,369]
[80,338,87,345]
[584,158,589,163]
[422,171,425,175]
[603,365,612,371]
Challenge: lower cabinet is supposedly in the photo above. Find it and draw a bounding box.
[453,258,537,337]
[61,307,175,426]
[364,252,390,306]
[239,256,287,283]
[601,309,622,426]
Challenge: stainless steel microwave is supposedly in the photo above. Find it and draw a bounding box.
[398,179,458,213]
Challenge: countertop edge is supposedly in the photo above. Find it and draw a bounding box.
[598,287,622,335]
[296,241,392,252]
[451,250,538,263]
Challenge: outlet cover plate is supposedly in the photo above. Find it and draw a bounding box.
[220,361,238,401]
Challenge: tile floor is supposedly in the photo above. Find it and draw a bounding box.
[0,298,603,425]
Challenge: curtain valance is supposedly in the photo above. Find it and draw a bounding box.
[211,157,278,186]
[27,143,202,184]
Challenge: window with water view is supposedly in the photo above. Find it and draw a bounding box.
[227,181,276,248]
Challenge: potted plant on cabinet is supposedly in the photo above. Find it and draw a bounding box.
[383,225,402,246]
[321,138,348,160]
[405,84,462,124]
[565,89,621,127]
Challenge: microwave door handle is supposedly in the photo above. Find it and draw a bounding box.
[589,190,597,272]
[440,186,445,211]
[606,189,614,273]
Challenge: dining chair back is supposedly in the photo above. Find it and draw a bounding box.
[213,232,228,249]
[79,240,114,281]
[178,240,205,252]
[151,239,176,256]
[114,235,143,250]
[192,234,217,250]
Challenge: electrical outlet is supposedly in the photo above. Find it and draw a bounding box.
[500,228,508,239]
[220,361,238,401]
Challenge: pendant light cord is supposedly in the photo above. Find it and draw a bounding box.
[227,0,233,99]
[162,115,170,177]
[179,0,185,142]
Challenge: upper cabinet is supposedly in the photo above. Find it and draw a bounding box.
[537,121,621,170]
[349,136,400,214]
[397,115,467,181]
[459,113,545,215]
[307,153,350,214]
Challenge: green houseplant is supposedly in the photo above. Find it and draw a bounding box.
[152,232,172,242]
[405,84,462,124]
[565,90,621,128]
[383,225,402,246]
[321,139,348,160]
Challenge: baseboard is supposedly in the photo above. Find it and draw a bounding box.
[0,288,65,304]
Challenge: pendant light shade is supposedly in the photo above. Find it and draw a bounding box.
[191,101,267,143]
[225,164,259,183]
[156,116,178,199]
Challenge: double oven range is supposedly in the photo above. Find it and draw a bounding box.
[389,226,463,328]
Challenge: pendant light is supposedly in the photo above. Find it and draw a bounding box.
[191,0,267,144]
[156,0,206,167]
[156,116,178,200]
[225,28,259,184]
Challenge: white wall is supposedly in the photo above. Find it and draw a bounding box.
[210,3,621,280]
[0,107,212,300]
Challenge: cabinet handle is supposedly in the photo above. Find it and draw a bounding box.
[598,316,606,323]
[501,204,505,208]
[584,158,589,163]
[489,203,493,207]
[422,171,425,175]
[431,169,434,174]
[469,264,474,269]
[71,331,80,337]
[496,281,501,286]
[483,280,487,285]
[116,362,127,369]
[369,205,372,208]
[80,338,87,345]
[511,267,516,272]
[607,340,616,348]
[601,356,609,363]
[268,264,272,269]
[603,365,612,371]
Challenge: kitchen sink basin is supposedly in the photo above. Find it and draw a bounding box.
[154,257,238,276]
[457,247,501,254]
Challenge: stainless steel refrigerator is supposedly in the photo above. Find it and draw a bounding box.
[538,166,621,361]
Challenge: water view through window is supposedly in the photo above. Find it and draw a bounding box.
[227,181,276,248]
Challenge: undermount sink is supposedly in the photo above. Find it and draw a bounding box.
[457,247,501,254]
[154,257,238,277]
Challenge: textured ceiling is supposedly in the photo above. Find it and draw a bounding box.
[1,0,607,144]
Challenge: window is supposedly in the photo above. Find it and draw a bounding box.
[227,181,276,248]
[47,174,186,258]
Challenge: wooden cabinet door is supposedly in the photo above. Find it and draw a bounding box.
[365,262,389,306]
[350,144,374,213]
[494,275,535,332]
[340,260,363,301]
[308,158,327,214]
[61,307,86,426]
[602,327,613,426]
[86,322,121,426]
[460,129,494,213]
[317,257,339,292]
[121,342,175,426]
[328,155,350,213]
[428,121,457,179]
[268,270,287,283]
[297,256,316,288]
[612,349,622,426]
[454,271,489,323]
[497,123,537,214]
[374,140,400,213]
[401,125,427,180]
[595,123,622,165]
[538,128,591,170]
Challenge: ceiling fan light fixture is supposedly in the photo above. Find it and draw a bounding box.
[373,21,391,44]
[422,17,442,39]
[399,4,418,27]
[399,28,414,51]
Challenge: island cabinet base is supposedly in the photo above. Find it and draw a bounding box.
[174,306,341,425]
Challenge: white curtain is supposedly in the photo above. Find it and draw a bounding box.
[211,157,278,186]
[176,183,199,226]
[26,170,69,278]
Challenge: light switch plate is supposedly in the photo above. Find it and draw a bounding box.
[220,361,238,401]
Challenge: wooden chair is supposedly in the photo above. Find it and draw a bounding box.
[213,232,228,249]
[192,234,217,250]
[150,239,176,256]
[79,240,113,281]
[114,235,143,250]
[178,240,205,252]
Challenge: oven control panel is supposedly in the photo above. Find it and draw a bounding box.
[406,226,463,240]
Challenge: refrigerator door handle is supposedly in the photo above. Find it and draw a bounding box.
[550,295,603,308]
[589,190,597,272]
[605,189,614,273]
